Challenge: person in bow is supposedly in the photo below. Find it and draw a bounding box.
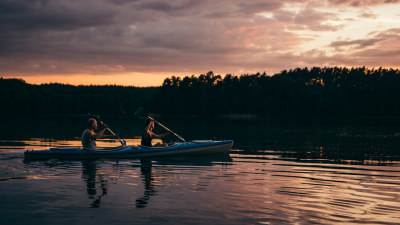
[141,118,171,147]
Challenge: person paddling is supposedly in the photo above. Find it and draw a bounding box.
[141,118,171,147]
[82,118,118,150]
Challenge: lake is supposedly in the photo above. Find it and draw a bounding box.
[1,115,400,224]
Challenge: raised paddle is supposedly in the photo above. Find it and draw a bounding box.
[135,107,186,142]
[88,113,127,146]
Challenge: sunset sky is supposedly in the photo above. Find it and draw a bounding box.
[1,0,400,86]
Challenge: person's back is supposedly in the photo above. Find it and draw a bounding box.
[82,129,98,150]
[141,131,152,147]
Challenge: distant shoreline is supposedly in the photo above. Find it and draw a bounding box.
[4,114,400,119]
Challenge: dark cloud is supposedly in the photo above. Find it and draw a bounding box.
[238,2,283,15]
[137,0,202,12]
[204,1,284,18]
[329,38,384,48]
[0,0,119,31]
[273,10,296,22]
[107,0,139,5]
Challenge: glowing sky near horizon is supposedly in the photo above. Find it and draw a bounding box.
[1,0,400,86]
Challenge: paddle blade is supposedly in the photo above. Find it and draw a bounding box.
[88,113,101,120]
[135,107,149,118]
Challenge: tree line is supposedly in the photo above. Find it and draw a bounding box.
[0,78,157,115]
[2,66,400,116]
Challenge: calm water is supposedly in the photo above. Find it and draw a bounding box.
[1,115,400,224]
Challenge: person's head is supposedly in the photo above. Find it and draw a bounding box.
[88,118,98,130]
[144,118,154,130]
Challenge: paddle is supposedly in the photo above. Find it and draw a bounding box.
[88,113,127,146]
[135,107,186,142]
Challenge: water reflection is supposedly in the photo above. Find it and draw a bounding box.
[81,161,109,208]
[136,159,157,208]
[34,155,231,209]
[80,159,158,208]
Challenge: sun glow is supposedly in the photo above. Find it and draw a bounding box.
[14,73,176,87]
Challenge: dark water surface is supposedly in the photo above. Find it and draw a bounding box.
[1,115,400,224]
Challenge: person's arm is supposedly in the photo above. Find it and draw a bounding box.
[145,120,154,132]
[143,120,154,138]
[96,124,120,139]
[86,125,112,140]
[97,134,116,139]
[151,130,171,139]
[86,128,106,140]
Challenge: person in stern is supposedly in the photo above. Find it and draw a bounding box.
[82,118,118,150]
[141,118,171,147]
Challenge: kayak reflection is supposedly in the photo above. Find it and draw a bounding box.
[23,153,232,209]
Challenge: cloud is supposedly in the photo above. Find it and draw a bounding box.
[284,8,345,32]
[294,9,339,25]
[312,27,400,68]
[204,1,285,19]
[367,31,379,36]
[137,0,202,13]
[108,0,139,5]
[329,38,384,48]
[238,2,283,15]
[328,28,400,51]
[273,10,297,22]
[328,0,400,7]
[0,0,119,31]
[357,12,378,19]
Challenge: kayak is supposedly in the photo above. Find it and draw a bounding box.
[24,140,233,160]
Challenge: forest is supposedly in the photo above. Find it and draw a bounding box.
[0,79,157,115]
[1,66,400,116]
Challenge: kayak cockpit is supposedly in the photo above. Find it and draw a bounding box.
[49,145,131,152]
[48,143,182,152]
[138,142,179,149]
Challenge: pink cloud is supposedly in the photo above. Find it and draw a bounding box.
[328,0,400,7]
